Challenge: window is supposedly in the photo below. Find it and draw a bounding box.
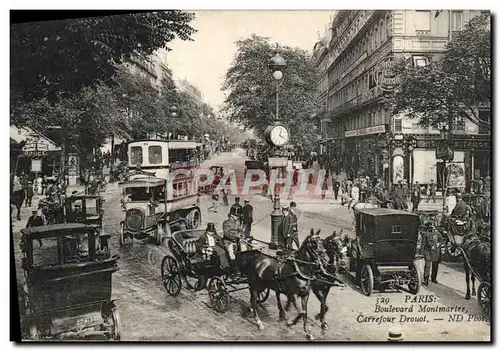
[169,148,198,164]
[130,146,143,165]
[451,11,463,31]
[391,225,402,235]
[394,118,403,132]
[414,10,431,31]
[148,145,162,164]
[413,55,430,67]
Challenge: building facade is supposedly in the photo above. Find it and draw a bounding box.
[314,10,490,190]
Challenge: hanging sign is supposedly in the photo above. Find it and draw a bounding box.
[31,159,42,173]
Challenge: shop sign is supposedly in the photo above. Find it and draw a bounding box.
[31,159,42,172]
[345,124,387,138]
[417,138,490,150]
[374,55,402,92]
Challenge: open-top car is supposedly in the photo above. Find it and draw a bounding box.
[347,208,421,296]
[65,195,104,229]
[18,223,121,340]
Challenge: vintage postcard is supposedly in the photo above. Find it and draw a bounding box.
[10,10,491,342]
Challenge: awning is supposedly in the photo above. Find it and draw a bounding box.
[10,126,61,152]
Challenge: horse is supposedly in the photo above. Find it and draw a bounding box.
[237,229,329,340]
[461,229,491,300]
[305,229,349,331]
[11,189,25,221]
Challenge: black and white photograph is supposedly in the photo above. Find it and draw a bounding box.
[9,9,491,342]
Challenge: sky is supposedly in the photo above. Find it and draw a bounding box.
[160,10,334,110]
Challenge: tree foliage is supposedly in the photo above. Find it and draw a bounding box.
[386,13,491,131]
[10,11,196,115]
[222,35,319,153]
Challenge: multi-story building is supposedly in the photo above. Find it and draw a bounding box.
[315,10,490,191]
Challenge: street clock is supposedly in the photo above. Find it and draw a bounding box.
[264,122,290,147]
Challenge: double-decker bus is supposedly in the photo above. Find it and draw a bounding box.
[124,139,202,232]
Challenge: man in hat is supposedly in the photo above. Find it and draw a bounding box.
[229,197,243,225]
[26,207,46,246]
[420,221,443,285]
[241,199,253,237]
[282,202,299,250]
[222,213,243,269]
[410,183,421,213]
[451,193,468,220]
[25,181,34,208]
[427,180,436,203]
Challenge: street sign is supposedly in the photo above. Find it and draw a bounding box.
[31,159,42,172]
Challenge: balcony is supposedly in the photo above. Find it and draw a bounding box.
[415,30,431,37]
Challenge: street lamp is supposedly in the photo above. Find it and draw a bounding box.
[268,48,287,250]
[170,105,178,139]
[406,136,418,186]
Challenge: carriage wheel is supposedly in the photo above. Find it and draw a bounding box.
[256,288,270,304]
[408,261,421,295]
[119,222,125,246]
[186,208,201,230]
[360,265,374,296]
[478,282,490,318]
[208,277,230,313]
[106,305,122,341]
[161,255,182,296]
[154,226,162,246]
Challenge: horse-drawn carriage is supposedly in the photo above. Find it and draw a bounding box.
[65,195,104,228]
[18,223,121,340]
[161,228,270,313]
[346,208,421,296]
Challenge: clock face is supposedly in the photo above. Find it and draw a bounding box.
[270,125,289,146]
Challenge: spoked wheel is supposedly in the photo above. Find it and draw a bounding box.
[186,208,201,230]
[408,261,421,295]
[208,277,230,313]
[161,255,182,296]
[102,303,121,341]
[119,222,125,246]
[360,265,374,296]
[256,288,270,304]
[478,282,490,318]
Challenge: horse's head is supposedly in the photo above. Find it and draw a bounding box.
[324,229,349,266]
[300,229,329,264]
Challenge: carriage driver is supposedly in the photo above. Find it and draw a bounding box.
[222,212,244,267]
[420,221,443,285]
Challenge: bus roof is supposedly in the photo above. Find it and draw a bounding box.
[128,139,198,149]
[118,177,166,189]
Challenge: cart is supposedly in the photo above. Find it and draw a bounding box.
[161,229,270,313]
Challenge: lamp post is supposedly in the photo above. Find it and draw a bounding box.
[268,48,287,249]
[170,105,178,139]
[405,136,418,187]
[440,128,448,210]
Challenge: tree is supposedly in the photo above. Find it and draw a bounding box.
[386,13,491,131]
[10,11,196,119]
[222,35,319,153]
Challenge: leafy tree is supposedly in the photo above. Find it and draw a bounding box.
[222,35,319,153]
[11,11,196,119]
[386,13,491,131]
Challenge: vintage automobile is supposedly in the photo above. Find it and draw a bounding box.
[118,174,201,246]
[18,223,121,340]
[65,195,104,229]
[347,208,421,296]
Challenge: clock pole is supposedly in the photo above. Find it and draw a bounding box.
[268,48,287,250]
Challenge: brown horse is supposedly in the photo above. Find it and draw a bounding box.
[237,229,329,340]
[461,230,491,300]
[305,230,349,330]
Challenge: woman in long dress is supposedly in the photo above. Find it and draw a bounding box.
[36,175,43,195]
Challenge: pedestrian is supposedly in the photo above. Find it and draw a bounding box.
[221,188,229,206]
[208,188,219,212]
[410,184,421,212]
[25,181,34,208]
[427,180,436,203]
[451,193,468,220]
[36,175,43,195]
[230,197,243,225]
[421,221,443,285]
[333,177,340,200]
[26,207,46,247]
[41,175,48,196]
[321,175,329,200]
[402,180,409,208]
[351,181,360,202]
[241,199,253,237]
[282,202,299,250]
